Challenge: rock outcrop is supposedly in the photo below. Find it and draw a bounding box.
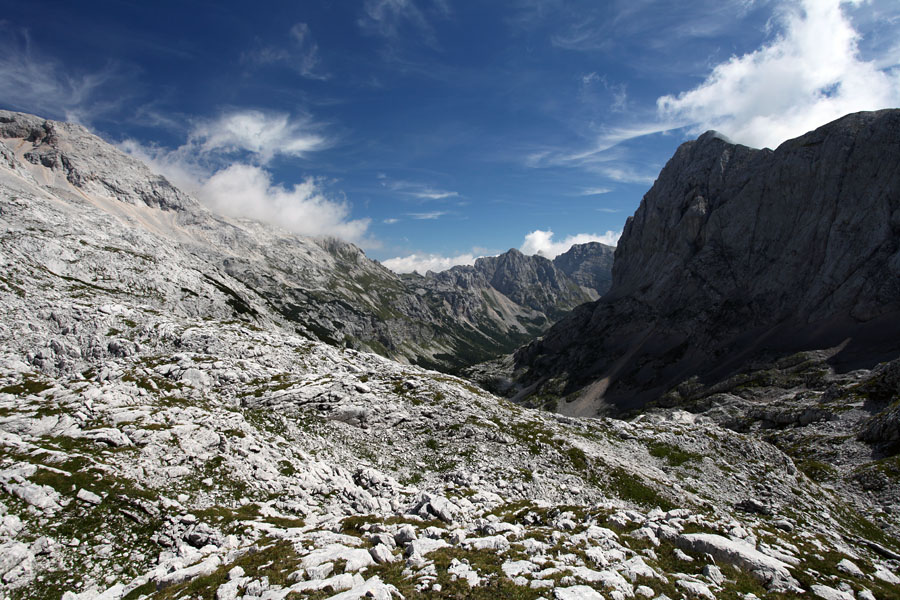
[512,110,900,414]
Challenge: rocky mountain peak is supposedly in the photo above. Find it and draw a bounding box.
[0,109,196,212]
[553,241,615,296]
[512,109,900,413]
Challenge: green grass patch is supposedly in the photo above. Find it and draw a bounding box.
[648,441,703,467]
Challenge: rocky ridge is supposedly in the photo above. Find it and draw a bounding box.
[507,110,900,414]
[0,109,609,375]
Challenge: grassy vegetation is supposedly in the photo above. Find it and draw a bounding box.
[604,468,676,511]
[648,441,704,467]
[150,539,301,600]
[0,373,53,396]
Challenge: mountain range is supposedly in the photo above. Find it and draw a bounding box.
[0,109,898,600]
[0,109,612,375]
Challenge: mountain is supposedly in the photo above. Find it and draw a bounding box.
[508,110,900,416]
[2,109,900,600]
[0,110,608,376]
[552,241,615,295]
[406,245,613,367]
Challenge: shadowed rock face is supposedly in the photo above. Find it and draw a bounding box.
[553,242,615,296]
[513,110,900,415]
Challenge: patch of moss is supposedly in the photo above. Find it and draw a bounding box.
[648,441,703,467]
[1,374,53,396]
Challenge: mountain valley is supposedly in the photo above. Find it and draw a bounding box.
[0,109,898,600]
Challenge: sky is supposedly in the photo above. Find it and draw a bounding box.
[2,0,899,274]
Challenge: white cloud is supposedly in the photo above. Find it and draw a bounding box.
[382,252,479,274]
[658,0,900,149]
[0,27,119,123]
[409,188,458,200]
[408,211,446,220]
[196,164,370,242]
[579,187,613,195]
[187,110,329,163]
[120,110,368,244]
[383,217,400,224]
[520,229,620,258]
[380,176,459,200]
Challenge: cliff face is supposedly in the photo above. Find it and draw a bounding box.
[513,110,900,414]
[553,241,615,296]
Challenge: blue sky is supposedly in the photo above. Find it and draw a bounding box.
[2,0,899,273]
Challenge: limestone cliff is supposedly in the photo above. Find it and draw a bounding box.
[513,110,900,414]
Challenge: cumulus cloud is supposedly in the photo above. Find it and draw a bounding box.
[187,110,329,163]
[121,109,369,244]
[520,229,620,258]
[658,0,900,149]
[197,164,370,241]
[382,252,479,274]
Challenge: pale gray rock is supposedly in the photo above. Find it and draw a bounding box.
[76,488,102,505]
[702,564,724,585]
[677,579,716,600]
[369,544,396,564]
[810,584,855,600]
[835,558,863,577]
[0,542,30,577]
[675,533,797,589]
[554,585,606,600]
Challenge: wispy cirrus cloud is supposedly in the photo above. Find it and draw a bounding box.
[408,210,447,220]
[0,27,122,124]
[358,0,450,47]
[378,175,459,200]
[242,22,329,80]
[578,186,612,196]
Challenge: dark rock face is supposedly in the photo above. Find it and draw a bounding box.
[427,246,606,320]
[552,241,615,296]
[513,110,900,415]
